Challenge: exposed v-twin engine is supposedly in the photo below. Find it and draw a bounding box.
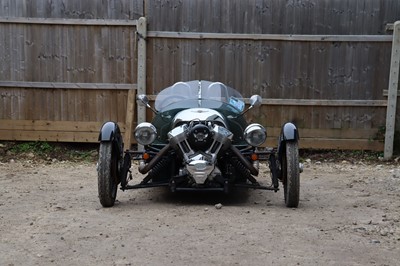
[168,121,233,184]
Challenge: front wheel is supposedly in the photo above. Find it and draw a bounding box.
[282,141,300,208]
[98,142,118,207]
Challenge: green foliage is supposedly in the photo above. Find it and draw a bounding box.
[5,141,98,162]
[10,141,55,155]
[372,126,386,142]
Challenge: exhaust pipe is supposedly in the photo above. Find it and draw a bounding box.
[138,144,171,174]
[230,145,259,176]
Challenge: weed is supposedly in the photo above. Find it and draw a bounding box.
[373,126,386,142]
[68,149,96,162]
[2,141,98,162]
[10,141,55,156]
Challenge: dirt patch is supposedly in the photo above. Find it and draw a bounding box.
[1,157,400,265]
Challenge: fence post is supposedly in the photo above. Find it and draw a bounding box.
[124,88,136,148]
[384,21,400,159]
[137,17,147,125]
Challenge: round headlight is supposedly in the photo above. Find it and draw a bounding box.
[134,122,157,145]
[244,123,266,147]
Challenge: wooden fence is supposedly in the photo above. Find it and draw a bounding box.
[0,0,144,145]
[144,0,400,153]
[1,0,400,154]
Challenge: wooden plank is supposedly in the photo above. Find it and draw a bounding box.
[264,138,383,151]
[146,31,392,42]
[108,23,119,121]
[289,139,382,151]
[0,81,137,90]
[137,17,147,126]
[0,119,383,151]
[0,120,125,132]
[0,119,127,143]
[0,130,101,143]
[124,89,136,148]
[386,23,394,32]
[116,90,127,124]
[384,21,400,159]
[0,17,138,26]
[0,23,137,84]
[93,26,103,83]
[383,89,400,96]
[0,123,384,150]
[145,95,387,107]
[265,127,382,140]
[52,89,61,121]
[1,21,11,81]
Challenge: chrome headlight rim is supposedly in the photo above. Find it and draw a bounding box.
[244,123,267,147]
[134,122,157,145]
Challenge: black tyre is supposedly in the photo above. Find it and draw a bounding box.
[282,141,300,207]
[98,142,118,207]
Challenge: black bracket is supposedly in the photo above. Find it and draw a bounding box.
[136,31,146,41]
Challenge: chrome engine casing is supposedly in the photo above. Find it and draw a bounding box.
[168,111,233,184]
[172,108,228,128]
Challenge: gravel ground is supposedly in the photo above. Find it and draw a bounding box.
[1,159,400,266]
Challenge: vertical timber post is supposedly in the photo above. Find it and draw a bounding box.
[124,88,136,149]
[136,17,147,150]
[137,17,147,125]
[384,21,400,159]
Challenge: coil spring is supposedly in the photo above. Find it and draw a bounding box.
[232,158,252,181]
[233,157,260,185]
[147,157,170,180]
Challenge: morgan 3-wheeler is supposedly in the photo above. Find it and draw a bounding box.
[97,80,302,208]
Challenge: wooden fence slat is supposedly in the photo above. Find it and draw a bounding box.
[0,120,383,150]
[0,17,138,26]
[0,130,100,143]
[384,21,400,159]
[289,139,383,151]
[0,120,126,132]
[137,17,147,127]
[146,31,393,42]
[0,120,127,143]
[0,81,137,90]
[265,127,382,140]
[0,121,378,139]
[145,95,387,107]
[124,89,136,148]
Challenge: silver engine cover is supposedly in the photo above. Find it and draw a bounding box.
[172,108,227,128]
[187,158,214,184]
[168,111,233,184]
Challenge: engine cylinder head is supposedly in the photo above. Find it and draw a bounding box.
[187,123,213,151]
